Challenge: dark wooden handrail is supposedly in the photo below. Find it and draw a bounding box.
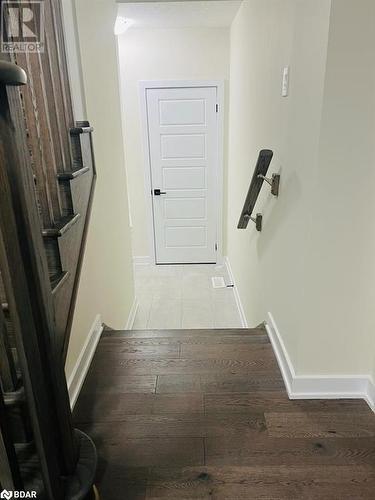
[237,149,274,229]
[0,61,27,86]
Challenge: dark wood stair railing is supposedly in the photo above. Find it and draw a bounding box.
[0,2,97,495]
[0,59,97,500]
[3,0,97,360]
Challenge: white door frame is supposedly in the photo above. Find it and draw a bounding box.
[139,79,225,265]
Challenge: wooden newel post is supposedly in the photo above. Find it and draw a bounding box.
[0,61,97,498]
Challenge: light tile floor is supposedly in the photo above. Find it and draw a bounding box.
[133,264,243,330]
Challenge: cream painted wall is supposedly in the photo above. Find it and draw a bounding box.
[298,0,375,375]
[64,0,135,379]
[227,0,375,376]
[118,27,230,258]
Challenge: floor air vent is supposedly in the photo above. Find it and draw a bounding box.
[211,276,226,288]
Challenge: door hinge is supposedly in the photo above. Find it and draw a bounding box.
[215,104,219,113]
[215,243,218,251]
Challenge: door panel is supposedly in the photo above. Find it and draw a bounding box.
[163,167,206,190]
[164,197,206,219]
[165,226,207,248]
[161,134,206,159]
[159,99,206,125]
[146,86,218,264]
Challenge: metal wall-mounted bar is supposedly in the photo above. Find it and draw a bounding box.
[237,149,274,230]
[258,172,280,196]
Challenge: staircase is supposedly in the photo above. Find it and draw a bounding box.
[42,123,96,357]
[0,120,95,352]
[14,50,96,357]
[0,120,95,494]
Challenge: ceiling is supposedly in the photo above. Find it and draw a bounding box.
[117,1,242,29]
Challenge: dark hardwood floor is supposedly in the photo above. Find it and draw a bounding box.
[74,327,375,499]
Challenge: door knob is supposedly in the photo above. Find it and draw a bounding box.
[154,189,166,196]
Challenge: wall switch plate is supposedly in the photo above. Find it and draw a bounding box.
[282,66,289,97]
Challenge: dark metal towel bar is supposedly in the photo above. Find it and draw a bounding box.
[237,149,278,231]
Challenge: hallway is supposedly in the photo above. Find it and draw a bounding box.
[133,264,242,330]
[74,327,375,499]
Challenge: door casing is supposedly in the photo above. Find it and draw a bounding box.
[139,79,225,265]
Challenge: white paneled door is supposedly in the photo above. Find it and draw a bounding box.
[146,86,219,264]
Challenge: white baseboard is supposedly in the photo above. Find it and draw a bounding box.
[133,255,151,266]
[223,256,248,328]
[125,297,139,330]
[365,377,375,411]
[265,311,375,412]
[67,314,103,409]
[264,311,294,396]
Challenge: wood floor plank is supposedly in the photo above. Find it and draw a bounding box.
[74,393,153,422]
[178,333,269,345]
[157,373,284,394]
[265,411,375,438]
[204,392,369,414]
[100,333,269,346]
[205,434,375,466]
[79,413,266,439]
[93,436,205,467]
[74,393,204,423]
[200,373,284,393]
[90,356,280,376]
[152,394,204,415]
[146,463,375,482]
[81,375,157,395]
[98,337,179,346]
[156,374,202,393]
[147,483,375,500]
[180,343,273,360]
[101,328,266,339]
[145,465,375,499]
[94,344,180,359]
